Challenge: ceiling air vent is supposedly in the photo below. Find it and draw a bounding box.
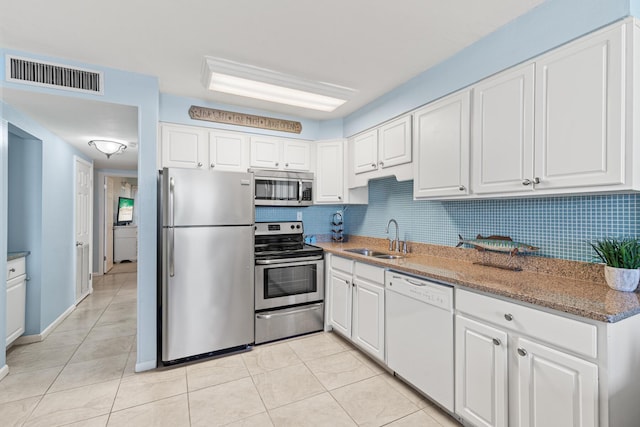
[6,55,104,95]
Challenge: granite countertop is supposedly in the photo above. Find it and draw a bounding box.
[8,251,30,261]
[317,240,640,323]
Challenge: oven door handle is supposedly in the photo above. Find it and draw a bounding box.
[256,255,324,265]
[256,303,324,319]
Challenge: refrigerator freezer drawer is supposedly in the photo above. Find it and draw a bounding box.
[255,302,324,344]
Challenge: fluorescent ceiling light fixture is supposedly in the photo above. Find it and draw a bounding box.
[202,57,356,112]
[88,139,127,158]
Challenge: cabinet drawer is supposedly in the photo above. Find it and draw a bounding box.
[331,256,353,274]
[457,289,597,359]
[7,258,26,281]
[354,262,385,285]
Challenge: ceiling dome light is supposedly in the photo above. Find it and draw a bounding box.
[88,139,128,158]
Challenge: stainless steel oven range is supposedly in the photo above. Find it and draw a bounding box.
[254,221,324,344]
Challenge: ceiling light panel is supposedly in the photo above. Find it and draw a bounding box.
[202,57,356,112]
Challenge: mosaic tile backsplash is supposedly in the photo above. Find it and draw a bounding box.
[257,176,640,263]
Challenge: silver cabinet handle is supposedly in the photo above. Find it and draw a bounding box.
[275,162,279,167]
[522,179,532,186]
[371,163,376,168]
[9,268,16,273]
[533,177,540,184]
[338,196,342,200]
[523,178,541,186]
[493,338,501,346]
[210,163,215,168]
[345,279,349,284]
[517,348,528,357]
[459,185,466,191]
[197,162,203,167]
[504,313,513,321]
[285,163,289,167]
[76,241,83,247]
[379,161,384,167]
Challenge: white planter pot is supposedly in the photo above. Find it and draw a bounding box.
[604,266,640,292]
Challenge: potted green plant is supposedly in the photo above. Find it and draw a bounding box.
[591,238,640,292]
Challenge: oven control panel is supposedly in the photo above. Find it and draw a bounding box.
[255,221,303,235]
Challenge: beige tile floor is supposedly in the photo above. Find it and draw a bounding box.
[0,263,462,426]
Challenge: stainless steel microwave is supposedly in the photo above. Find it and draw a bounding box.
[251,169,314,206]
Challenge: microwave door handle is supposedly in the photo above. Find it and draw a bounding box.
[298,180,303,203]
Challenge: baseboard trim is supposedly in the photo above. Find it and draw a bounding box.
[14,304,76,345]
[0,364,9,381]
[135,359,157,373]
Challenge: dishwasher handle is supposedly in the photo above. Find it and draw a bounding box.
[392,274,427,287]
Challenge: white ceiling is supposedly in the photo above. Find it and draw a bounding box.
[0,0,545,169]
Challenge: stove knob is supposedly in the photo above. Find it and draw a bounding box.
[296,224,301,229]
[291,225,295,229]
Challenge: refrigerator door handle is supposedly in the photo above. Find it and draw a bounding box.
[169,227,175,277]
[169,176,175,227]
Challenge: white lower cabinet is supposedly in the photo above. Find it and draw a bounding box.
[6,257,27,348]
[455,289,598,427]
[327,255,385,361]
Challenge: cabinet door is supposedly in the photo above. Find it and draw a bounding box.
[6,275,26,347]
[328,270,353,338]
[250,137,281,169]
[352,130,378,174]
[315,140,344,203]
[209,131,248,172]
[161,124,208,169]
[352,279,384,361]
[455,315,508,427]
[413,91,470,198]
[378,115,412,169]
[534,24,625,190]
[516,337,598,427]
[282,140,310,171]
[472,63,535,194]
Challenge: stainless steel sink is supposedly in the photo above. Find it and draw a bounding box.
[343,248,404,259]
[373,254,404,259]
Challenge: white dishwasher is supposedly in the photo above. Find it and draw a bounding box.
[385,271,454,412]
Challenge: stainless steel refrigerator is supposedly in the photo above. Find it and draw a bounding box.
[159,168,254,363]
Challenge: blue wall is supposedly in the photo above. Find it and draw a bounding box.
[8,129,43,334]
[346,177,640,263]
[256,205,344,240]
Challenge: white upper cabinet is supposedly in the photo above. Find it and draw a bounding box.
[413,90,470,199]
[534,23,625,191]
[208,130,249,172]
[315,140,345,204]
[378,115,412,169]
[250,136,310,171]
[160,123,208,169]
[471,63,535,194]
[348,115,413,188]
[352,130,378,174]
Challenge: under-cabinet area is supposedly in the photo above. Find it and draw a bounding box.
[322,249,640,427]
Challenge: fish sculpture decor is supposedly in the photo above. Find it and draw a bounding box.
[457,234,540,257]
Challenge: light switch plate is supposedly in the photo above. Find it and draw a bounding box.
[297,211,302,221]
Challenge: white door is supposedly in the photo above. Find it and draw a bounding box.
[534,24,625,190]
[315,140,344,203]
[104,176,115,273]
[282,140,310,171]
[328,270,352,338]
[75,157,92,302]
[250,137,281,169]
[516,337,598,427]
[378,115,412,169]
[161,123,207,169]
[352,130,378,174]
[472,63,535,194]
[209,130,248,172]
[455,315,508,427]
[413,90,470,198]
[352,279,384,361]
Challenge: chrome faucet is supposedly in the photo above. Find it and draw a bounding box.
[385,219,400,252]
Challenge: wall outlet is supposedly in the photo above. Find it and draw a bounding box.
[297,211,302,221]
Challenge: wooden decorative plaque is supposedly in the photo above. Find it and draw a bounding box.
[188,106,302,134]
